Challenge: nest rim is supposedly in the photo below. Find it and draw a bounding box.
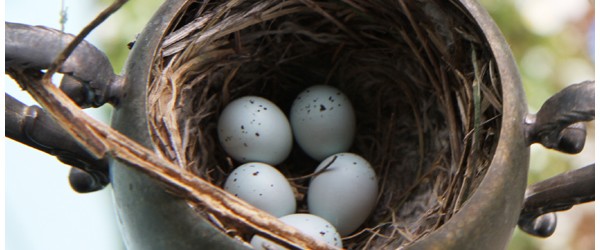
[142,0,514,248]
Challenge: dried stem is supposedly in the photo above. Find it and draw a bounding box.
[44,0,129,80]
[8,68,337,250]
[147,0,503,248]
[9,0,505,248]
[7,0,338,249]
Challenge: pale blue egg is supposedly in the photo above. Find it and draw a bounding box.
[218,96,293,165]
[290,85,356,161]
[307,153,378,236]
[250,213,343,249]
[224,162,296,217]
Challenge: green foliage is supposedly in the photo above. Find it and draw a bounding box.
[481,0,593,110]
[95,0,164,72]
[89,1,593,249]
[481,0,594,249]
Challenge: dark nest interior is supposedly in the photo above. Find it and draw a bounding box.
[147,0,503,248]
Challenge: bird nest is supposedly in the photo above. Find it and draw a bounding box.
[147,0,503,248]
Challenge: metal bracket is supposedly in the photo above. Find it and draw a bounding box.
[520,80,595,237]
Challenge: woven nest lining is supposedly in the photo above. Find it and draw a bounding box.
[147,0,503,248]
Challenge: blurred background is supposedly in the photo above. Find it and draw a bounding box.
[480,0,595,249]
[5,0,163,249]
[4,0,594,249]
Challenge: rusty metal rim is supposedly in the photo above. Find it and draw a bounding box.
[110,0,531,249]
[407,0,529,249]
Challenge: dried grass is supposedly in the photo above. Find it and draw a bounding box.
[147,0,502,248]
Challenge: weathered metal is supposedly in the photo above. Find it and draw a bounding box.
[5,93,109,192]
[4,0,594,249]
[519,164,594,237]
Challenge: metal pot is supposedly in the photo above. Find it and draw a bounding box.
[5,0,594,249]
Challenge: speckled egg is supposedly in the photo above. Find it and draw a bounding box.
[224,162,296,217]
[218,96,293,165]
[307,153,378,236]
[290,85,356,161]
[250,213,343,249]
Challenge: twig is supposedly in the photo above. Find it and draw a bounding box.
[9,61,337,250]
[288,155,338,181]
[59,0,67,32]
[44,0,129,81]
[7,1,338,249]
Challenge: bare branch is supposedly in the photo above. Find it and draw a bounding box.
[44,0,129,81]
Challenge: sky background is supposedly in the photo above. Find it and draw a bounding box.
[4,0,595,250]
[5,1,125,249]
[5,0,160,249]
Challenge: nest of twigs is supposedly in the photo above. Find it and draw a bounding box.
[147,0,503,248]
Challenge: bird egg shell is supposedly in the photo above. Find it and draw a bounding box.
[224,162,296,217]
[250,213,342,249]
[290,85,356,161]
[218,96,293,165]
[307,153,378,236]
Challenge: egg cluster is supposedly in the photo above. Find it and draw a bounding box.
[217,85,378,249]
